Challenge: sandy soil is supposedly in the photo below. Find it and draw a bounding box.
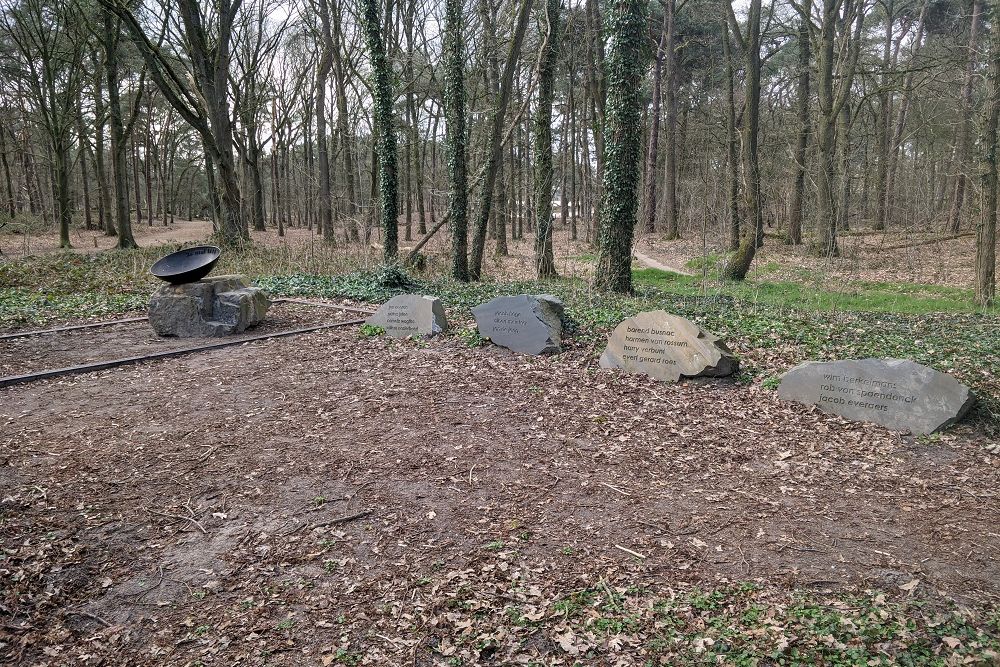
[1,314,998,664]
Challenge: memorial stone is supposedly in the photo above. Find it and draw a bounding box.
[472,294,563,355]
[365,294,448,338]
[777,358,974,434]
[599,310,739,382]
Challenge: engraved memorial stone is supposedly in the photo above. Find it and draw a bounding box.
[472,294,563,355]
[777,358,974,434]
[599,310,739,382]
[366,294,448,338]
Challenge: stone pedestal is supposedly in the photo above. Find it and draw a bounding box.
[149,275,270,337]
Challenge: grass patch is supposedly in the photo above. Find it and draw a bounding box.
[429,572,1000,664]
[633,268,995,315]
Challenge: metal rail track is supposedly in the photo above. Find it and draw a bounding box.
[0,299,372,341]
[0,299,376,389]
[0,318,367,390]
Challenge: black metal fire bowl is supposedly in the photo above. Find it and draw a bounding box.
[150,245,222,285]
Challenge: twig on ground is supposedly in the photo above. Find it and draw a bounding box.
[146,508,208,535]
[66,610,111,627]
[312,510,373,530]
[614,544,647,559]
[599,481,632,497]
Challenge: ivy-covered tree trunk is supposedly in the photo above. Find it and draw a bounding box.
[594,0,647,293]
[444,0,469,280]
[360,0,398,263]
[533,0,561,279]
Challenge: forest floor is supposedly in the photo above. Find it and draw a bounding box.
[2,221,1000,664]
[2,299,1000,666]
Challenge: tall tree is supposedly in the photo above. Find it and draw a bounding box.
[976,2,1000,308]
[444,0,468,279]
[948,0,983,234]
[101,0,248,247]
[534,0,562,279]
[722,0,762,281]
[787,0,811,246]
[360,0,398,262]
[469,0,534,279]
[315,0,335,243]
[2,0,86,249]
[643,6,669,235]
[809,0,864,257]
[594,0,648,293]
[661,0,680,240]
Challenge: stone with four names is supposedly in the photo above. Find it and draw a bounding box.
[777,358,974,434]
[365,294,448,338]
[599,310,739,382]
[471,294,564,355]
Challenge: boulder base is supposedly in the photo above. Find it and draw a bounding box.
[600,310,738,382]
[149,275,270,337]
[778,358,974,434]
[472,294,563,355]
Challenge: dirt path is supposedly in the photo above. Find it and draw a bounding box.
[1,323,997,664]
[632,248,693,275]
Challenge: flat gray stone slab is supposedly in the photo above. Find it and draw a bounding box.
[149,274,270,337]
[472,294,563,355]
[365,294,448,338]
[599,310,738,382]
[778,358,975,434]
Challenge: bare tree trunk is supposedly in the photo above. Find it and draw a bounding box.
[948,0,983,233]
[722,0,762,281]
[787,1,810,245]
[976,7,1000,307]
[662,0,680,240]
[316,0,335,243]
[722,0,740,252]
[643,8,668,235]
[534,0,561,279]
[469,0,532,277]
[443,0,468,278]
[102,12,137,247]
[0,123,15,219]
[873,0,894,231]
[886,0,929,227]
[331,0,360,239]
[75,91,94,230]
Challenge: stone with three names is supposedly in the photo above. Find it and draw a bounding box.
[149,275,270,337]
[777,358,974,434]
[472,294,563,355]
[365,294,448,338]
[599,310,739,382]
